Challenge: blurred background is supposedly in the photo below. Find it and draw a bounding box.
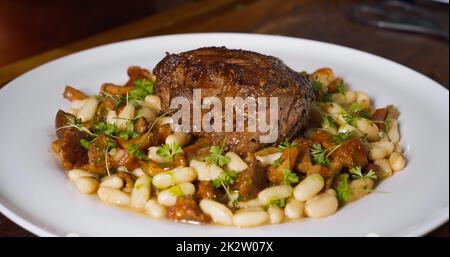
[0,0,191,66]
[0,0,448,236]
[0,0,448,67]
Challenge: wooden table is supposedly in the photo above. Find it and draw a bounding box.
[0,0,448,237]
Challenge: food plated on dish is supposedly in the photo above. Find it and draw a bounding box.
[1,33,447,236]
[52,47,406,227]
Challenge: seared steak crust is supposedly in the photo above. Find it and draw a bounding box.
[153,47,315,154]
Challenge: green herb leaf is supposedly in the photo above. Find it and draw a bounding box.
[336,174,351,203]
[278,138,298,152]
[337,83,347,95]
[342,114,358,127]
[332,130,356,145]
[282,168,299,186]
[105,140,117,150]
[79,139,91,150]
[205,140,230,167]
[156,143,184,162]
[74,117,83,126]
[212,170,238,188]
[322,115,336,129]
[115,95,126,108]
[310,144,330,166]
[269,198,286,208]
[273,157,283,168]
[128,79,154,104]
[350,166,378,180]
[347,102,370,119]
[384,117,393,133]
[312,80,332,102]
[321,92,333,102]
[93,122,119,137]
[231,194,243,208]
[312,80,324,92]
[127,144,148,161]
[169,185,184,197]
[118,122,139,140]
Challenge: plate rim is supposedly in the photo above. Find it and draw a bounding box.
[0,32,448,237]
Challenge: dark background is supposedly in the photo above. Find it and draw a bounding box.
[0,0,448,237]
[0,0,195,67]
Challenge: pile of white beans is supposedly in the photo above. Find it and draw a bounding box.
[68,160,340,227]
[66,150,254,223]
[203,173,340,227]
[68,94,162,128]
[59,68,407,228]
[312,68,406,179]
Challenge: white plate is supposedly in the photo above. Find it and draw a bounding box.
[0,33,448,237]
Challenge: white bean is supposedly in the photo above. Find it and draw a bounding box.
[344,90,357,103]
[371,141,395,156]
[189,160,222,181]
[258,185,293,205]
[305,193,338,219]
[157,182,195,207]
[68,169,97,181]
[100,175,124,189]
[236,199,262,209]
[235,207,265,214]
[76,98,99,122]
[387,119,400,143]
[131,175,152,210]
[74,177,99,194]
[156,191,175,207]
[331,91,356,104]
[97,187,131,207]
[132,168,146,177]
[68,108,79,116]
[389,152,406,172]
[137,106,157,123]
[152,167,197,189]
[368,145,387,161]
[355,91,370,110]
[324,102,346,114]
[255,152,282,167]
[117,103,135,130]
[293,173,325,201]
[267,206,285,224]
[156,116,173,127]
[349,178,374,202]
[144,199,167,219]
[106,110,118,126]
[116,166,129,173]
[394,142,403,153]
[232,210,269,227]
[147,146,167,163]
[311,68,335,87]
[165,132,190,146]
[199,199,233,225]
[144,95,162,113]
[284,199,304,220]
[379,131,390,142]
[356,118,379,141]
[374,159,393,178]
[324,103,347,125]
[70,99,88,110]
[325,189,337,197]
[225,152,248,172]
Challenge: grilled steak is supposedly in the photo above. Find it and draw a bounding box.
[153,47,315,154]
